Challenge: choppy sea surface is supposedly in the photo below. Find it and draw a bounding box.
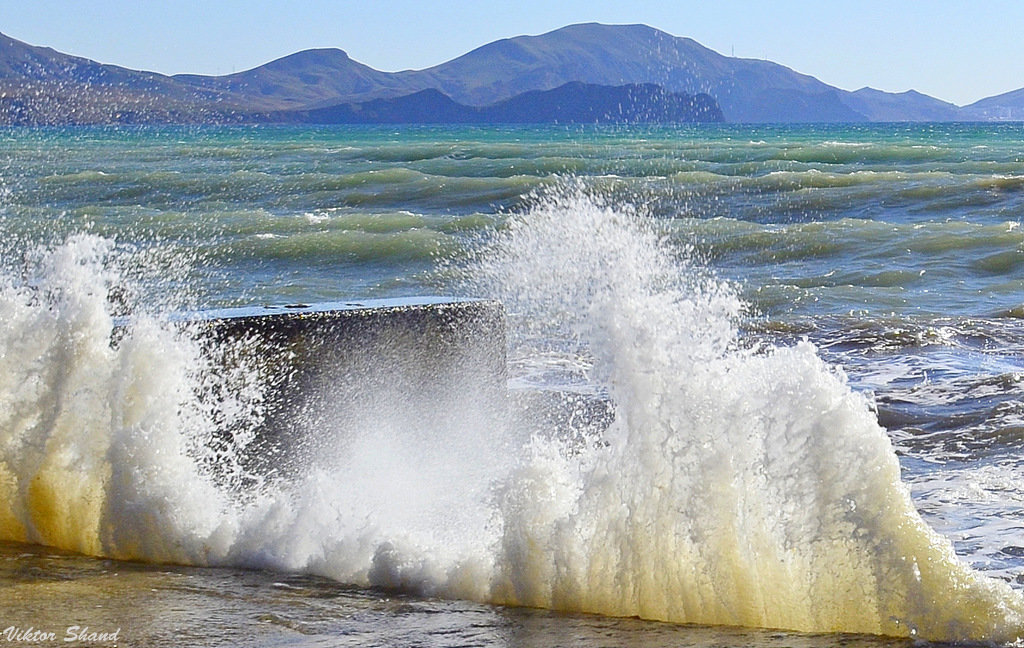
[1,123,1024,646]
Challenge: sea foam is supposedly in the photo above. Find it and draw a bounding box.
[0,189,1022,642]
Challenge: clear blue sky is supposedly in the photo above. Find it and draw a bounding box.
[2,0,1021,106]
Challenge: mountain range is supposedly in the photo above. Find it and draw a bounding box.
[0,23,1021,125]
[269,83,723,124]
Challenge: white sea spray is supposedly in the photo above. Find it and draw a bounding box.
[0,187,1022,642]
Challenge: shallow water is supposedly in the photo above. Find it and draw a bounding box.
[1,543,914,648]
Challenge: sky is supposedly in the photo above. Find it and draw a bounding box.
[2,0,1022,106]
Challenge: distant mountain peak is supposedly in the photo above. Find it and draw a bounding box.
[257,47,351,70]
[854,87,939,99]
[550,22,666,36]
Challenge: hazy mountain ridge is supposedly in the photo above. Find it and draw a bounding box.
[0,24,1020,125]
[275,82,723,124]
[962,88,1024,121]
[173,48,422,111]
[844,88,961,122]
[0,31,258,124]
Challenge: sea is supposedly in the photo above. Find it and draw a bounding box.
[1,123,1024,647]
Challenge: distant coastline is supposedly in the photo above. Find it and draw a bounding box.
[1,23,1021,125]
[266,83,723,125]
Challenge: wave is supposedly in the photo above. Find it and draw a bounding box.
[463,187,1024,640]
[228,227,459,263]
[0,189,1022,642]
[685,217,1024,319]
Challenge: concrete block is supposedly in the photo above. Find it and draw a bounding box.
[182,297,507,476]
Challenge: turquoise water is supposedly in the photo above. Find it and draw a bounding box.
[3,124,1022,314]
[2,123,1024,646]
